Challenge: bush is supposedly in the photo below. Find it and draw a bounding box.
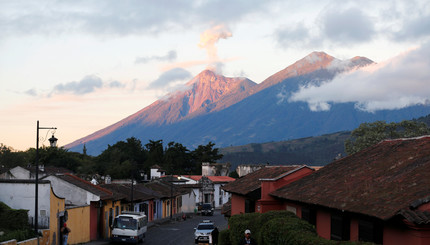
[226,210,376,245]
[256,210,298,244]
[260,217,317,245]
[0,202,30,230]
[0,229,37,242]
[228,212,260,245]
[218,229,231,245]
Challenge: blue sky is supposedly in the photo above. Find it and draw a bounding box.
[1,0,429,151]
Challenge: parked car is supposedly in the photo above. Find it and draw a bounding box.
[194,220,217,244]
[201,203,214,216]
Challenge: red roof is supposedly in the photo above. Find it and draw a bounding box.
[222,165,306,195]
[271,136,430,221]
[184,175,235,183]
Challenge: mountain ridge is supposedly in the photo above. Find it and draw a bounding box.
[65,51,430,155]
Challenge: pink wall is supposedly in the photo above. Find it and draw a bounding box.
[350,219,359,241]
[316,210,331,240]
[231,194,246,215]
[90,202,98,241]
[260,168,314,201]
[384,225,430,245]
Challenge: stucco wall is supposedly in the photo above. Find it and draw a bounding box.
[44,176,100,205]
[66,205,91,244]
[49,187,65,245]
[181,192,196,213]
[0,181,51,228]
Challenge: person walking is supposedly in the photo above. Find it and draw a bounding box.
[241,229,256,245]
[61,223,71,245]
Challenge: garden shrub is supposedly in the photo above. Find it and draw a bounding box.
[225,210,376,245]
[0,229,37,243]
[228,212,260,245]
[0,202,30,230]
[0,202,36,242]
[218,229,231,245]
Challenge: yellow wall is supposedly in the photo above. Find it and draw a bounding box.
[49,188,65,245]
[66,206,91,244]
[103,200,121,239]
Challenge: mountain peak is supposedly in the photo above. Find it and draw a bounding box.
[295,51,336,68]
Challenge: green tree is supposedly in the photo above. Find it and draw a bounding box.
[345,120,430,155]
[164,142,193,174]
[96,137,146,178]
[191,142,223,174]
[0,144,30,168]
[144,140,164,168]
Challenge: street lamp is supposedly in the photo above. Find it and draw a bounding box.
[35,121,57,239]
[168,175,182,220]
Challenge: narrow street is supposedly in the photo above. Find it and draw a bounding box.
[145,210,227,245]
[87,210,228,245]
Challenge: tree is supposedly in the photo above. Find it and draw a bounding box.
[191,142,223,174]
[96,137,146,178]
[345,120,430,155]
[144,140,164,168]
[164,142,193,174]
[0,144,29,168]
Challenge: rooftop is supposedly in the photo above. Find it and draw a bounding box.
[271,136,430,221]
[222,165,306,195]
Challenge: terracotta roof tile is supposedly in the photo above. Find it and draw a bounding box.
[222,165,305,195]
[271,136,430,220]
[56,173,112,200]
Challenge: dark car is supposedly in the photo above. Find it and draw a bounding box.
[201,203,214,216]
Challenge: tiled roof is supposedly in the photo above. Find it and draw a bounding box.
[222,165,305,195]
[56,173,113,200]
[101,183,160,201]
[396,209,430,225]
[183,175,235,183]
[207,176,235,183]
[271,136,430,221]
[144,180,189,198]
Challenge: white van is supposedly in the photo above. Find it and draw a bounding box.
[111,211,148,244]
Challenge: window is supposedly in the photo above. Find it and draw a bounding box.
[331,213,350,241]
[359,219,383,244]
[286,205,297,215]
[301,207,316,226]
[245,199,255,213]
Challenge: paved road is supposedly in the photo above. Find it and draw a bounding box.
[88,210,228,245]
[145,210,227,245]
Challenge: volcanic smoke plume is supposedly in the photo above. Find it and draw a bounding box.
[198,24,232,71]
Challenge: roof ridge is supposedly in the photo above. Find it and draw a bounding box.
[64,173,112,195]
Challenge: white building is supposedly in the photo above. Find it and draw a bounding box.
[0,179,52,228]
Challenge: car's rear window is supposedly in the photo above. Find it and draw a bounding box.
[202,204,212,209]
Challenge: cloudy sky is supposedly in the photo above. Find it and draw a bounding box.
[1,0,429,151]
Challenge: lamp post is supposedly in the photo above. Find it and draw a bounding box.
[35,120,57,238]
[170,176,173,220]
[169,175,181,220]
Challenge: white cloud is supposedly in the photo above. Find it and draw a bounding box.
[289,42,430,112]
[147,68,192,89]
[321,7,376,44]
[135,50,177,64]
